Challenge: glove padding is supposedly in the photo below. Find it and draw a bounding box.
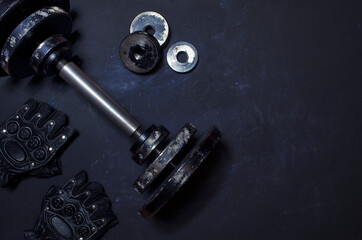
[0,99,75,187]
[24,171,118,240]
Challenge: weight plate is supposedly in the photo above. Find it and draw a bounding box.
[130,125,170,165]
[0,6,72,78]
[138,126,222,218]
[130,11,169,47]
[167,41,199,73]
[0,0,70,77]
[30,34,72,76]
[130,125,157,155]
[120,31,162,74]
[133,123,197,193]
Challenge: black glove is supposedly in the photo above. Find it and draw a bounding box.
[24,171,118,240]
[0,99,75,187]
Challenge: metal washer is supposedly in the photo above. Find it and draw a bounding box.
[167,42,198,73]
[130,11,169,47]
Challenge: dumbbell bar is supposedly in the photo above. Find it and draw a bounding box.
[0,4,141,137]
[0,0,222,218]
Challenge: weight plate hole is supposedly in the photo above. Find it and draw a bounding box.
[144,25,156,35]
[177,51,189,63]
[133,45,146,61]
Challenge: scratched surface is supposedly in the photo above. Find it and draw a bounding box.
[0,0,362,239]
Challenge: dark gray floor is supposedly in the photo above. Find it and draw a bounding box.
[0,0,362,239]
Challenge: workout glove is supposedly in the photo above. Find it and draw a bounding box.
[0,99,75,187]
[24,171,118,240]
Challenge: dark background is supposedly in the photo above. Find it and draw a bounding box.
[1,0,362,239]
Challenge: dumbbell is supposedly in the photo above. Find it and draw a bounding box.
[0,0,222,218]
